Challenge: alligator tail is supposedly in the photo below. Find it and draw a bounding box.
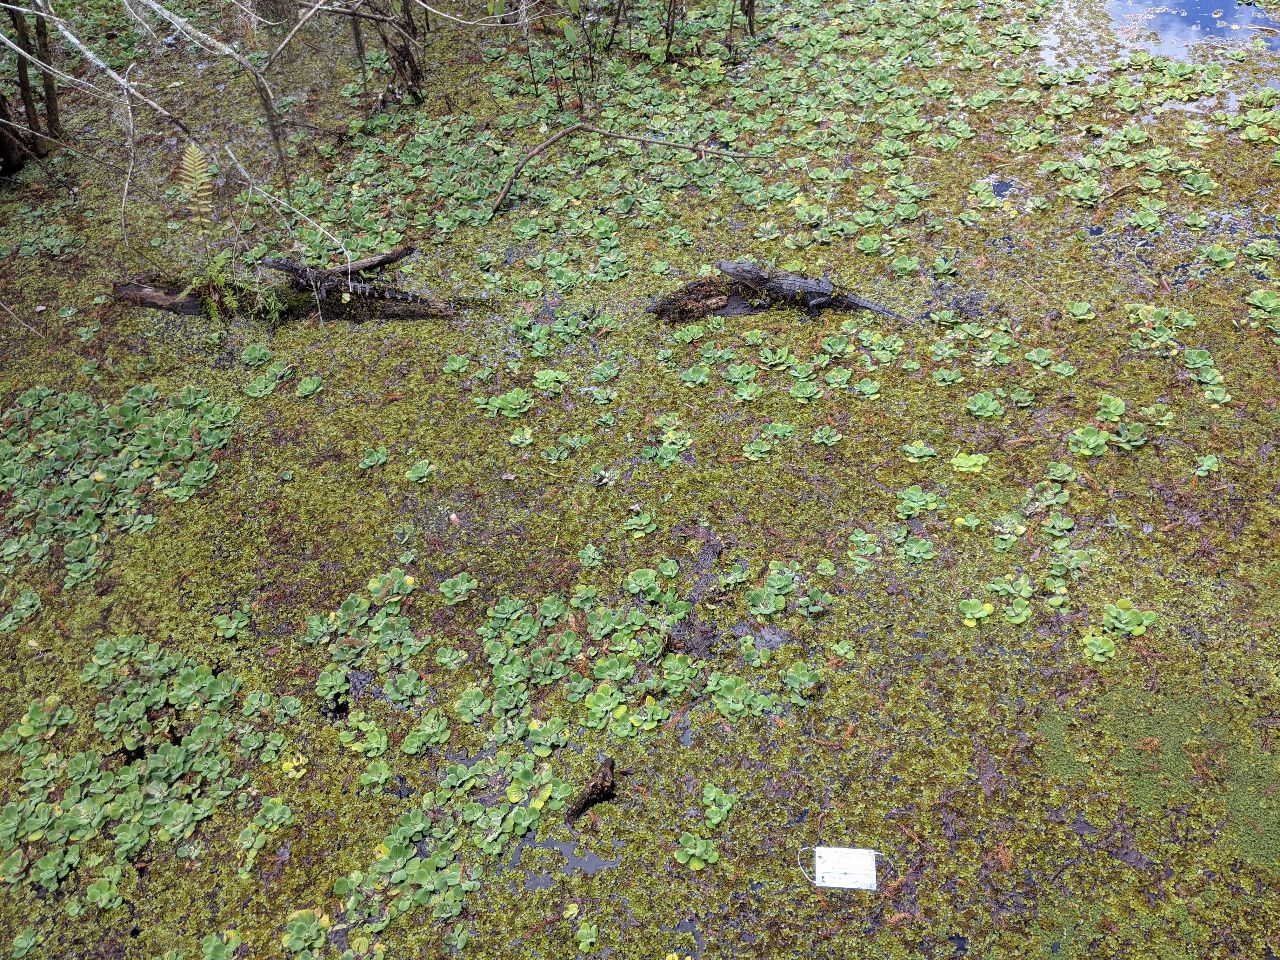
[842,295,904,321]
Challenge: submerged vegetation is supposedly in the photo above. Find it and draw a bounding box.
[1,0,1279,956]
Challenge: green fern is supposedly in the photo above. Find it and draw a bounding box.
[177,143,214,233]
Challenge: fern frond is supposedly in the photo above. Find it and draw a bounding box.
[178,143,214,229]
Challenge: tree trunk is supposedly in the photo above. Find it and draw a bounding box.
[397,3,423,95]
[350,15,368,85]
[32,13,60,141]
[0,94,29,176]
[663,0,680,62]
[6,10,47,155]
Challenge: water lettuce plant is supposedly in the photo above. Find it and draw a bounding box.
[0,386,237,586]
[673,832,719,871]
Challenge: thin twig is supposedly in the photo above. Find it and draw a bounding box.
[224,0,282,27]
[119,0,158,40]
[0,296,42,338]
[263,0,327,69]
[490,123,587,214]
[491,122,755,213]
[313,3,424,43]
[1098,182,1140,206]
[222,146,354,267]
[119,64,137,248]
[404,0,536,29]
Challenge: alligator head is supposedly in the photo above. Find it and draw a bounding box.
[714,260,767,286]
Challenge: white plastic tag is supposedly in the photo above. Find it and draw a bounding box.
[813,847,878,890]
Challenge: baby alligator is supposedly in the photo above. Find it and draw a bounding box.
[715,260,904,320]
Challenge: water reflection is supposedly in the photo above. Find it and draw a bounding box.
[1108,0,1280,56]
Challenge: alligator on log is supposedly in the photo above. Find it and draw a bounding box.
[112,246,452,318]
[649,260,904,323]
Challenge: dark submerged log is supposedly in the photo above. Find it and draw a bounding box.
[565,757,616,824]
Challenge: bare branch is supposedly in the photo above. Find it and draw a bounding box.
[263,0,327,69]
[34,0,199,142]
[0,16,126,106]
[403,0,541,30]
[224,0,284,27]
[119,64,137,247]
[129,0,289,176]
[119,0,159,41]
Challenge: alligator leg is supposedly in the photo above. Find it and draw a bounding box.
[805,293,832,319]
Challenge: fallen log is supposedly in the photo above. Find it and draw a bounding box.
[112,246,453,318]
[648,277,739,324]
[111,280,204,316]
